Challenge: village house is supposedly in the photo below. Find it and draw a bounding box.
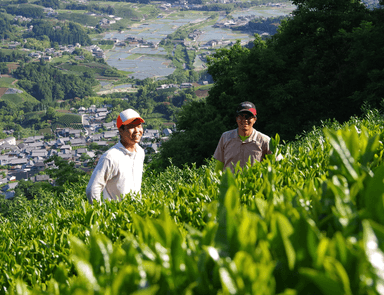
[76,148,88,156]
[0,137,16,146]
[29,52,41,59]
[70,138,87,147]
[103,131,119,140]
[180,82,193,88]
[31,174,50,182]
[57,153,72,161]
[14,15,32,22]
[8,158,28,170]
[30,150,48,160]
[89,133,104,142]
[142,129,160,142]
[28,141,46,149]
[93,141,109,147]
[163,128,173,136]
[103,121,115,130]
[8,42,21,49]
[33,162,46,172]
[69,129,82,138]
[60,145,72,153]
[42,56,52,61]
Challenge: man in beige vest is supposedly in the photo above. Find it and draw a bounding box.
[213,101,272,173]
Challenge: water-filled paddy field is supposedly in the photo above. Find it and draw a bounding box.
[103,5,295,80]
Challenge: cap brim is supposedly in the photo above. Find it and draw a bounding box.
[121,117,145,126]
[237,109,256,116]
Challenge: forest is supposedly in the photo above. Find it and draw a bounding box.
[23,20,92,46]
[3,4,45,19]
[0,13,17,40]
[14,62,96,103]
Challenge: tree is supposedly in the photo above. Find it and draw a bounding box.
[0,62,8,74]
[44,155,86,191]
[14,179,52,200]
[45,107,57,121]
[157,100,226,168]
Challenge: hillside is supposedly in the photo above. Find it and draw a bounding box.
[0,110,383,294]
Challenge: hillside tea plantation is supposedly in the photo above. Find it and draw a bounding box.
[0,110,384,294]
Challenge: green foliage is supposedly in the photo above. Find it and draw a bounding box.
[56,12,100,27]
[5,4,44,19]
[0,62,8,74]
[0,50,27,63]
[14,179,53,200]
[14,62,95,102]
[23,20,91,46]
[103,67,125,78]
[44,155,87,189]
[0,13,16,39]
[0,94,23,105]
[0,77,15,87]
[53,113,82,129]
[59,62,110,77]
[1,113,384,294]
[35,0,60,9]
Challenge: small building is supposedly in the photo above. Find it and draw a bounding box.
[42,56,52,61]
[31,174,50,182]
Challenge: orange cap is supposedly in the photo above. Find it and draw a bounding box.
[116,109,144,128]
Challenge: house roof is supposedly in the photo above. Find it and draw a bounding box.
[0,144,19,151]
[94,141,108,146]
[86,151,95,158]
[5,182,19,190]
[70,138,86,145]
[31,150,48,157]
[76,148,88,154]
[28,142,45,148]
[57,153,72,159]
[69,129,81,135]
[103,121,115,128]
[9,158,28,165]
[34,174,50,182]
[104,131,118,138]
[163,128,172,136]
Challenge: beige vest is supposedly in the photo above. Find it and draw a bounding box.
[213,128,271,173]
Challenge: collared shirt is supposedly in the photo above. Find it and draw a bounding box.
[86,141,145,204]
[213,128,271,173]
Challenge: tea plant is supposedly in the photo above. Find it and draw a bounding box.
[0,111,384,294]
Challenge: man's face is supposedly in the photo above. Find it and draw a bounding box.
[236,112,256,134]
[119,123,143,147]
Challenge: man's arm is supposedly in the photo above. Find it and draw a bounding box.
[213,134,225,172]
[86,157,111,204]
